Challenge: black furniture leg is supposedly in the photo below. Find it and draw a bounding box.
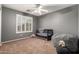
[47,36,51,41]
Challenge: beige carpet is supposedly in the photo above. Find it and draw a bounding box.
[0,37,56,54]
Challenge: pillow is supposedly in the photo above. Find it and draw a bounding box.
[59,40,65,47]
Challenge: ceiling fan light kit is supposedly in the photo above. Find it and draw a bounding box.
[31,4,48,15]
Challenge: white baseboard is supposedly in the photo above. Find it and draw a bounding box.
[2,37,30,44]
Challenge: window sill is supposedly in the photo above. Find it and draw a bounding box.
[16,31,32,34]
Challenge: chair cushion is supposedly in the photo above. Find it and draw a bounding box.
[36,33,47,37]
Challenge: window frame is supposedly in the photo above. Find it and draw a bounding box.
[16,14,33,33]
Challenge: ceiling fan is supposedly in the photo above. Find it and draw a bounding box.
[25,4,48,15]
[32,4,48,15]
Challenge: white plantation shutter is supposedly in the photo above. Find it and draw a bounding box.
[16,14,33,33]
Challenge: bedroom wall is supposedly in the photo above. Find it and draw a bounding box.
[2,6,38,42]
[38,5,78,36]
[78,5,79,37]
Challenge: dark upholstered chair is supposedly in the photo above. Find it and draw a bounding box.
[51,34,78,54]
[36,29,53,41]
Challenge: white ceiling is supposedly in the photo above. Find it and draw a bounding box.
[3,4,75,16]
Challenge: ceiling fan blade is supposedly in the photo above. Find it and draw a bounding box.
[38,5,43,9]
[40,9,48,12]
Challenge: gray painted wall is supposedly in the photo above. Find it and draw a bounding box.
[1,5,78,42]
[38,5,78,36]
[2,7,38,42]
[78,5,79,37]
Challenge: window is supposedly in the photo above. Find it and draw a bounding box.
[16,14,33,33]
